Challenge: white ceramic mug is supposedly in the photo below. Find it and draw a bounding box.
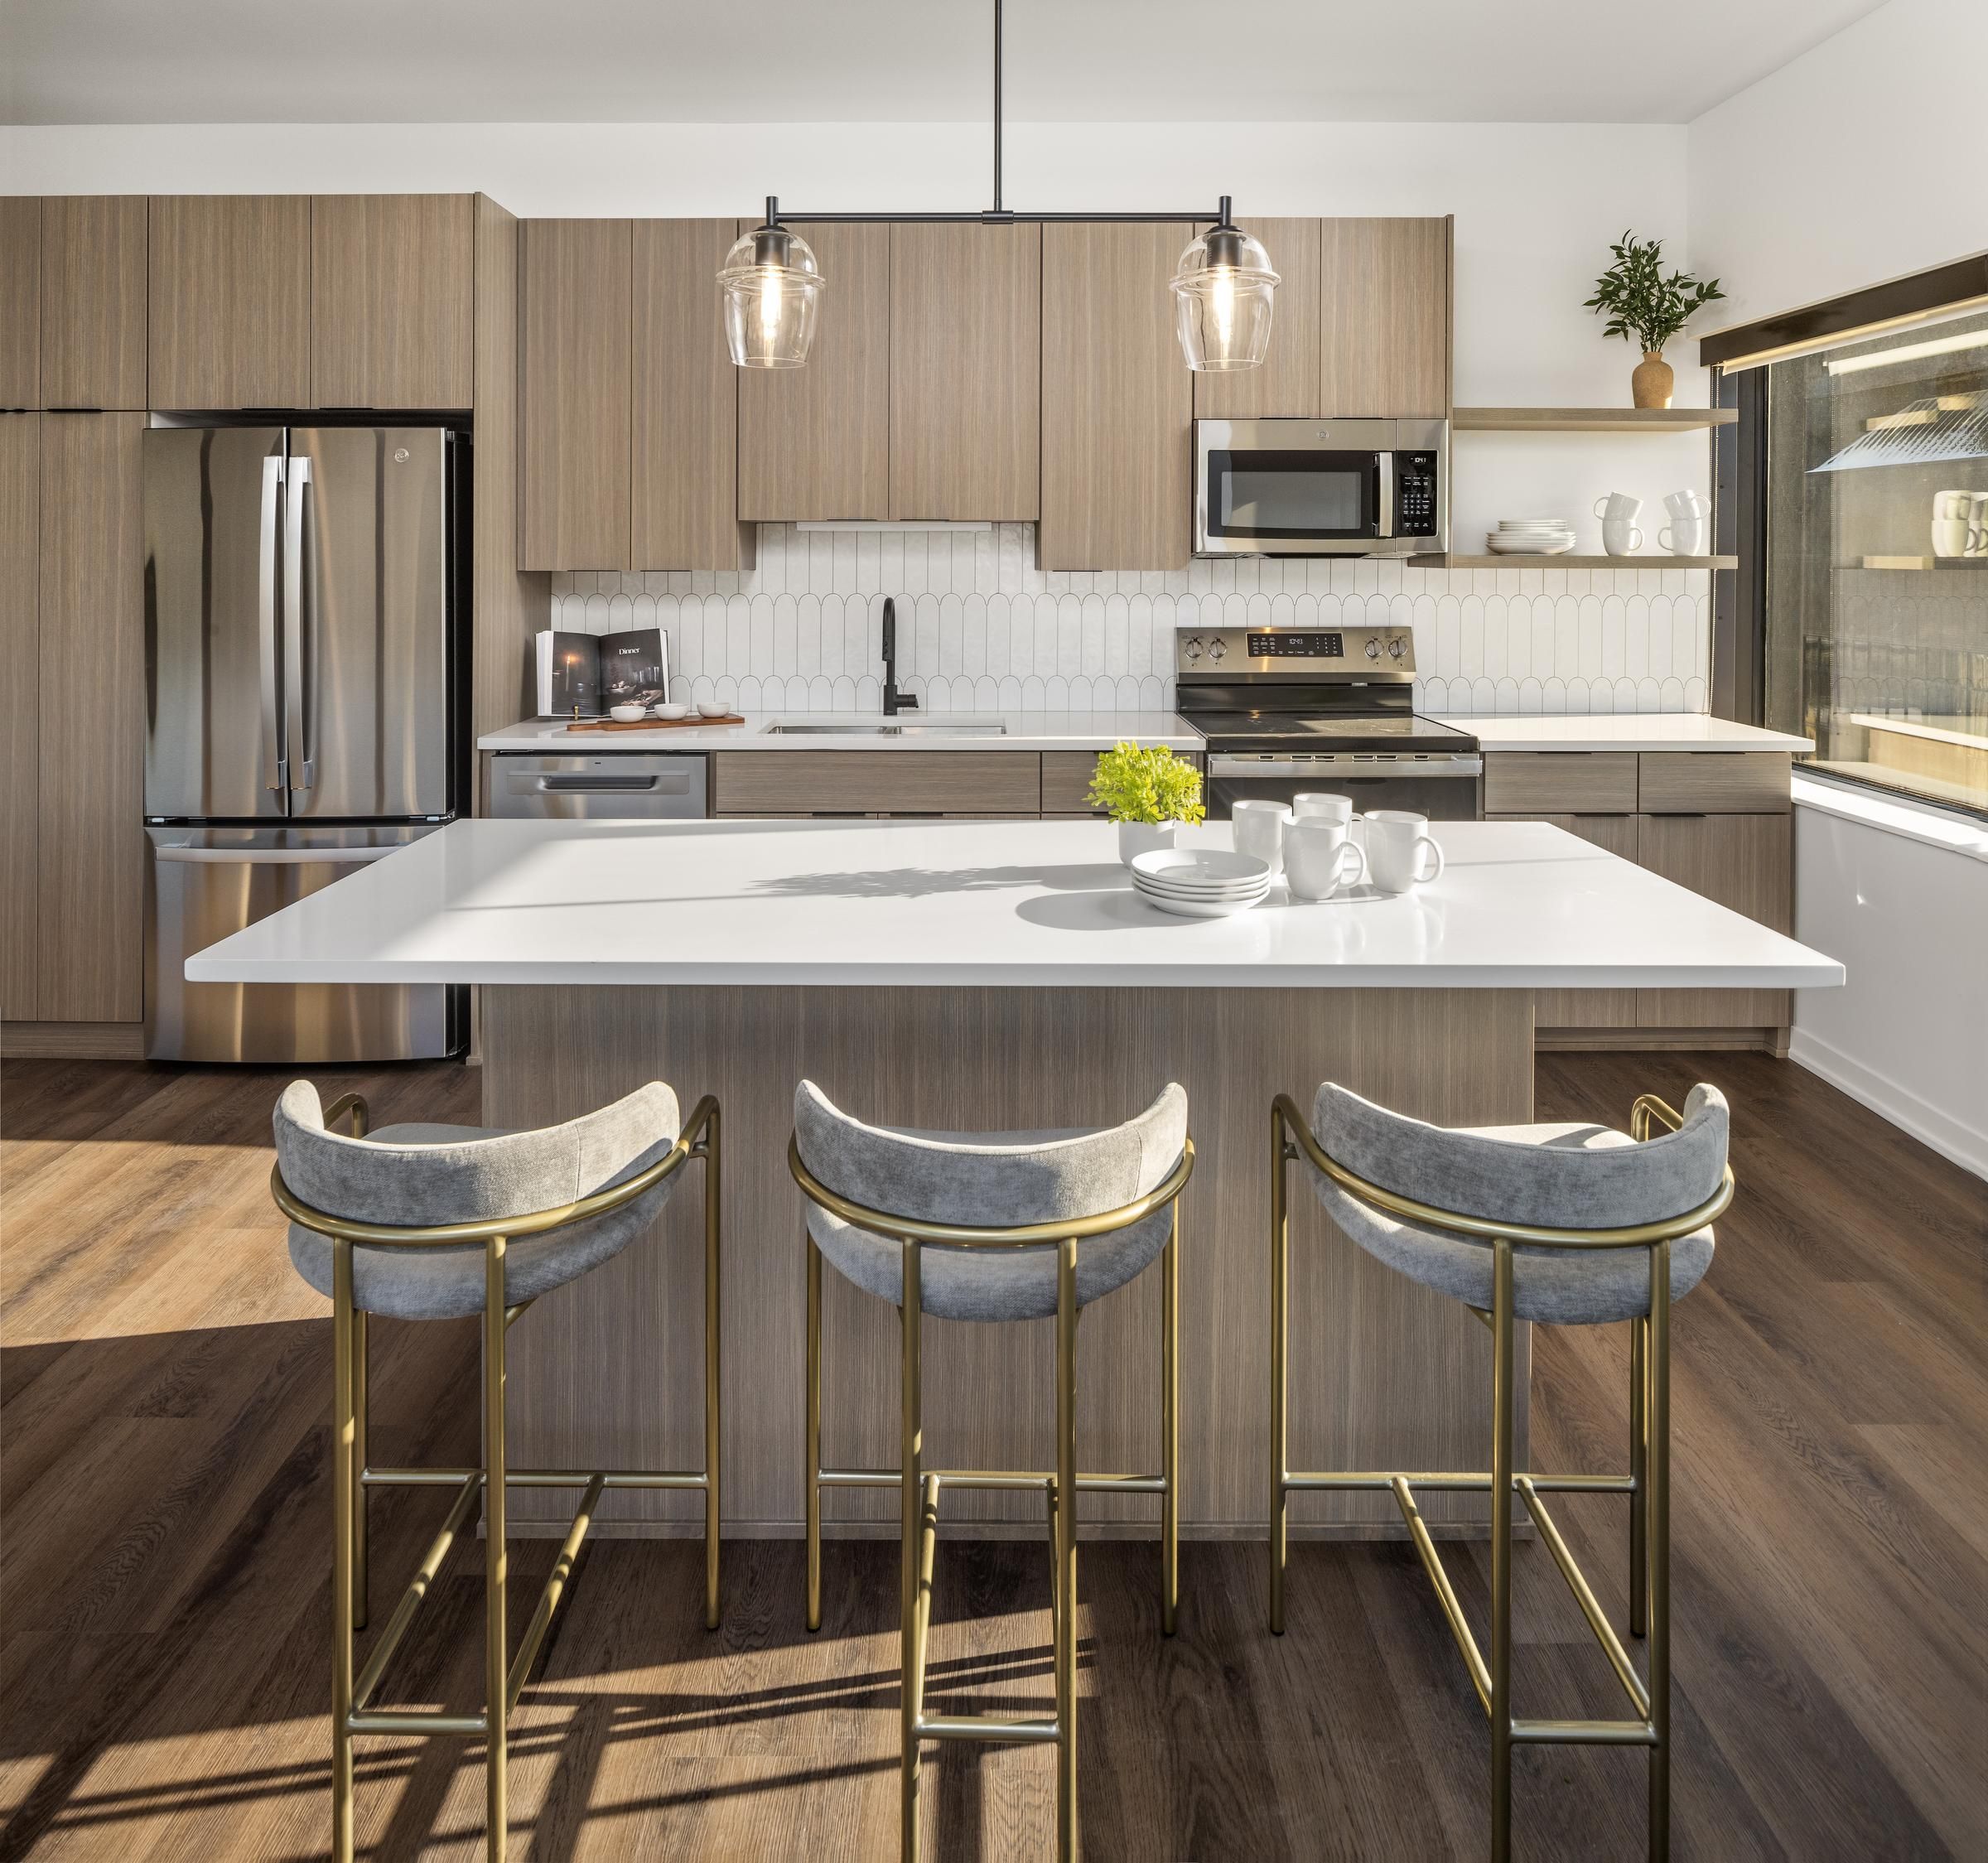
[1932,516,1971,558]
[1365,810,1445,894]
[1603,519,1644,556]
[1659,517,1709,555]
[1969,493,1988,558]
[1291,792,1355,825]
[1933,489,1973,522]
[1593,492,1643,520]
[1284,817,1368,900]
[1230,799,1292,878]
[1663,488,1711,518]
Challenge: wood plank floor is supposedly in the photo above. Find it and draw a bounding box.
[0,1050,1981,1859]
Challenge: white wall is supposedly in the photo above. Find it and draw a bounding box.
[1686,0,1988,330]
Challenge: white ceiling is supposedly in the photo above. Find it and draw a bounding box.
[3,0,1887,128]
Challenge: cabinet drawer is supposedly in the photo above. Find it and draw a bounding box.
[1041,749,1204,815]
[712,751,1040,817]
[1638,752,1790,813]
[1482,752,1638,815]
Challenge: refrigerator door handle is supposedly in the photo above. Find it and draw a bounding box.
[259,454,287,799]
[283,453,315,791]
[152,843,401,866]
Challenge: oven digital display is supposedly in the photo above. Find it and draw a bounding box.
[1247,632,1343,659]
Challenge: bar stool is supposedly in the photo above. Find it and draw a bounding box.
[1269,1083,1733,1861]
[271,1079,722,1863]
[788,1079,1194,1863]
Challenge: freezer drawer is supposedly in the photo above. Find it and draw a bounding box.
[146,825,459,1064]
[489,753,708,818]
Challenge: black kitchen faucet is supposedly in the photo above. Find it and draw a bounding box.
[881,596,919,716]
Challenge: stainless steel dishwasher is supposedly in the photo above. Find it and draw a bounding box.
[488,753,709,819]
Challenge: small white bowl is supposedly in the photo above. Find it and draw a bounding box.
[652,702,691,720]
[608,703,648,723]
[695,701,731,717]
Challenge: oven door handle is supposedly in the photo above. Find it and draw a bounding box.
[1208,752,1481,779]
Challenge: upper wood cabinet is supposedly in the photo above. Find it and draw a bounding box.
[311,195,475,408]
[632,218,751,572]
[518,217,633,571]
[41,198,148,410]
[1040,222,1192,571]
[1319,217,1452,417]
[738,221,890,522]
[1193,217,1322,422]
[0,416,38,1017]
[889,223,1040,521]
[0,200,41,409]
[149,196,310,408]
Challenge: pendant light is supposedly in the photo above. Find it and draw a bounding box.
[1170,198,1280,372]
[719,200,826,369]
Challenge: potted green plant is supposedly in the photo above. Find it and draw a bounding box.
[1087,741,1207,865]
[1584,231,1725,408]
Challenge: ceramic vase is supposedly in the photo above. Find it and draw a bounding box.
[1632,350,1675,409]
[1117,820,1177,866]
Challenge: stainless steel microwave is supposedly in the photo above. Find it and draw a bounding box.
[1193,417,1448,557]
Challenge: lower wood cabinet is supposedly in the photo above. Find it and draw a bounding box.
[1633,813,1793,1030]
[712,751,1042,818]
[1486,812,1641,1028]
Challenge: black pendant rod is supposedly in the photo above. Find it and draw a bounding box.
[755,0,1233,232]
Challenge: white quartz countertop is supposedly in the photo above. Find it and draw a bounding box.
[1443,714,1812,753]
[186,818,1844,992]
[477,711,1204,752]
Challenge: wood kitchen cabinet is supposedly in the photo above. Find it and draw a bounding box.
[34,414,145,1022]
[148,195,311,409]
[311,194,475,408]
[712,751,1043,818]
[0,200,41,409]
[890,222,1040,520]
[518,217,633,571]
[1192,217,1322,421]
[737,222,891,523]
[0,416,37,1016]
[1318,217,1452,417]
[1040,222,1192,571]
[41,197,149,410]
[632,218,753,571]
[1484,811,1641,1028]
[1635,813,1793,1030]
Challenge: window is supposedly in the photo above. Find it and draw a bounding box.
[1764,305,1988,816]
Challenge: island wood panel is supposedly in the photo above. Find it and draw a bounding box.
[1485,812,1641,1028]
[889,222,1041,520]
[147,195,310,409]
[518,217,632,570]
[310,194,475,408]
[483,983,1532,1535]
[737,221,890,522]
[41,196,147,409]
[36,415,144,1021]
[1636,813,1793,1030]
[1482,751,1639,815]
[1191,218,1323,420]
[0,417,37,1016]
[712,750,1042,818]
[469,195,549,747]
[1039,223,1192,571]
[1638,751,1791,813]
[631,218,753,571]
[0,199,40,408]
[1318,217,1451,418]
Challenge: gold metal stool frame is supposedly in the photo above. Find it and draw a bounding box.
[789,1134,1194,1863]
[1268,1092,1733,1861]
[272,1090,723,1863]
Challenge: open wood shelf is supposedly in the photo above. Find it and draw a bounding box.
[1453,407,1736,432]
[1443,553,1736,570]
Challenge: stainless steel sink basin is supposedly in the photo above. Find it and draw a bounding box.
[763,717,1008,737]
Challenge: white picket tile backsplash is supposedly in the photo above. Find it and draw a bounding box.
[549,524,1710,716]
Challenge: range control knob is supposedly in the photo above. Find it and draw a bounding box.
[1387,636,1407,660]
[1208,637,1228,662]
[1363,636,1382,661]
[1183,636,1204,661]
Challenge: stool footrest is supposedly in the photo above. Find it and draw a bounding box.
[916,1713,1060,1746]
[1281,1470,1635,1494]
[346,1710,488,1736]
[363,1465,710,1490]
[821,1465,1164,1494]
[1513,1717,1659,1747]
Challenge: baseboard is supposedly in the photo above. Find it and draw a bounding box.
[1789,1027,1987,1180]
[1537,1026,1783,1053]
[1,1021,147,1060]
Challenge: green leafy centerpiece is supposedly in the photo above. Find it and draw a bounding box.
[1584,230,1725,409]
[1087,741,1208,866]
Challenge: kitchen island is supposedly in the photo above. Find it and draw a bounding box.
[191,818,1842,1542]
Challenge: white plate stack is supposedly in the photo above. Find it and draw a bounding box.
[1130,848,1273,919]
[1485,518,1576,556]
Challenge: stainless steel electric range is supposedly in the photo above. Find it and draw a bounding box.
[1175,625,1482,820]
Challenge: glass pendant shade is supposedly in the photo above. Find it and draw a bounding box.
[719,224,826,369]
[1170,224,1279,371]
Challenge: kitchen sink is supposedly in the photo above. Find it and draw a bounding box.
[762,717,1008,737]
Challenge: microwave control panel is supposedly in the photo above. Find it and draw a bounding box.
[1395,452,1440,537]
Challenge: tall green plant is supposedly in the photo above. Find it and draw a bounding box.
[1085,741,1206,826]
[1585,231,1725,355]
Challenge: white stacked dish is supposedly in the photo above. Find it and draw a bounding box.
[1485,518,1576,556]
[1129,848,1272,919]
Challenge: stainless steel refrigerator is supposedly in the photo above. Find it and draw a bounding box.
[142,422,468,1062]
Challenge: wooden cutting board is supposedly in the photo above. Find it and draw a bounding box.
[559,714,746,733]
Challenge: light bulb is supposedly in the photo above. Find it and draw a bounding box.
[1210,268,1237,350]
[759,272,784,345]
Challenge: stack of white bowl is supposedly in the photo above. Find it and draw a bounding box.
[1129,848,1271,919]
[1485,518,1576,556]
